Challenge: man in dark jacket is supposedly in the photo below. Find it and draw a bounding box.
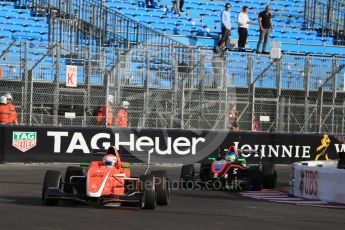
[256,6,273,54]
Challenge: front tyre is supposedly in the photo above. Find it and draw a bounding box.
[140,174,156,210]
[151,170,170,205]
[42,170,62,206]
[249,166,262,191]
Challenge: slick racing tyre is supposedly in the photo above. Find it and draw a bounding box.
[180,164,194,180]
[262,162,277,189]
[63,166,85,194]
[249,166,262,191]
[199,162,212,182]
[151,170,170,205]
[140,174,156,209]
[181,164,195,189]
[42,170,62,206]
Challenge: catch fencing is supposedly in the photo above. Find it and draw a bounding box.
[1,39,345,134]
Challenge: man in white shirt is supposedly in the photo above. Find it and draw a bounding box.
[221,3,231,46]
[238,6,251,51]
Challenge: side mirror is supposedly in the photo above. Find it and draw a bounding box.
[122,163,131,168]
[235,157,246,166]
[80,162,90,167]
[208,157,216,162]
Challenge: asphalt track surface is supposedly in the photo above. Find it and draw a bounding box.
[0,164,344,230]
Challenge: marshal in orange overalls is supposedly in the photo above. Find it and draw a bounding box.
[0,104,10,124]
[97,105,114,127]
[114,108,128,128]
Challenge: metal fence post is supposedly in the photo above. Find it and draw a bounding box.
[276,58,282,131]
[105,73,110,128]
[181,77,185,129]
[247,55,254,130]
[171,53,179,128]
[304,55,310,133]
[53,43,60,125]
[115,48,121,104]
[331,58,337,133]
[142,49,150,128]
[23,42,29,124]
[198,53,206,129]
[29,70,33,126]
[318,86,324,133]
[86,44,92,114]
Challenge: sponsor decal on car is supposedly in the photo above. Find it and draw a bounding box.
[12,131,37,152]
[299,170,318,196]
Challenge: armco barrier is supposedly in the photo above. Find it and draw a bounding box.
[292,161,345,204]
[0,125,344,164]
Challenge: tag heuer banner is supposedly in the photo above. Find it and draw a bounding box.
[0,125,344,164]
[12,132,37,152]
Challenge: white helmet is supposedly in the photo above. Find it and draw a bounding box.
[121,101,129,109]
[103,154,117,167]
[5,93,12,101]
[0,96,7,104]
[108,95,114,104]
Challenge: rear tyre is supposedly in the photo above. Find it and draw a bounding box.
[180,164,194,189]
[262,162,277,189]
[180,164,194,180]
[151,170,170,205]
[63,166,85,194]
[140,174,156,209]
[42,170,62,206]
[249,166,262,191]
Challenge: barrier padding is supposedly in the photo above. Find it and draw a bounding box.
[0,125,344,164]
[292,161,345,204]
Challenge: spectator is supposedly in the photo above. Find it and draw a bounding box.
[238,6,251,51]
[212,40,227,88]
[5,93,18,125]
[221,3,232,46]
[0,96,10,124]
[256,6,273,54]
[96,95,114,127]
[173,0,182,16]
[180,0,184,12]
[225,103,239,131]
[145,0,157,9]
[252,115,261,132]
[115,101,129,128]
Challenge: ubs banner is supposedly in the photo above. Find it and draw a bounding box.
[0,125,344,164]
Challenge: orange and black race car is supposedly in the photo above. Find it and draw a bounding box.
[42,146,169,209]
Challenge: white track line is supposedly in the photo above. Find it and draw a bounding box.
[241,190,345,208]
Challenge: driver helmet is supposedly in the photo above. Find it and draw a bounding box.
[103,154,117,167]
[225,147,238,162]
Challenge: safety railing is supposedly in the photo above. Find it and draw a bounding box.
[304,0,345,44]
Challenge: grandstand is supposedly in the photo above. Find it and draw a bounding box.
[106,0,345,55]
[0,0,345,134]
